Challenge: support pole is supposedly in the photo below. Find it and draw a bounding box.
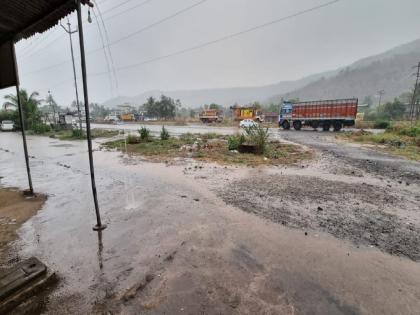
[15,84,34,196]
[12,40,34,196]
[76,0,106,231]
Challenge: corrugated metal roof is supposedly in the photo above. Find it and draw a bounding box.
[0,0,90,44]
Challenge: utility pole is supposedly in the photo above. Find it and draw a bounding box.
[409,62,420,124]
[377,90,385,107]
[61,19,83,132]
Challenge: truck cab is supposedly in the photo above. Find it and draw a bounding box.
[279,102,293,129]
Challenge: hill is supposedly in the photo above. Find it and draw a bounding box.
[267,39,420,104]
[102,38,420,109]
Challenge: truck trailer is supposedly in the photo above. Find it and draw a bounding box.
[279,98,358,131]
[199,109,223,123]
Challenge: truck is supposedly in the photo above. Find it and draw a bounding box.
[279,98,358,131]
[199,109,223,123]
[120,113,135,122]
[230,105,264,122]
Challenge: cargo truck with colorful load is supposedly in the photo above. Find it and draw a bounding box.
[279,98,358,131]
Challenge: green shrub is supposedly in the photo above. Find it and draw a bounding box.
[138,127,151,140]
[71,128,84,138]
[179,133,195,144]
[244,125,269,154]
[396,126,420,137]
[228,134,245,150]
[160,125,170,140]
[32,123,51,134]
[127,134,140,144]
[373,120,391,129]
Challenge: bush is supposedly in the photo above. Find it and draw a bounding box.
[127,134,140,144]
[373,120,391,129]
[228,134,246,150]
[396,126,420,137]
[244,125,269,154]
[32,123,51,134]
[71,128,84,138]
[138,127,150,140]
[160,125,170,140]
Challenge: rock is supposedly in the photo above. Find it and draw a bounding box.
[304,232,308,236]
[193,198,200,202]
[317,206,323,211]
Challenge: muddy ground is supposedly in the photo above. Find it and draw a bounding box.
[1,130,420,314]
[219,130,420,261]
[0,188,46,265]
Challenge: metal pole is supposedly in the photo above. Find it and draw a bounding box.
[11,41,34,196]
[76,0,106,231]
[15,84,34,196]
[410,62,420,125]
[61,19,83,132]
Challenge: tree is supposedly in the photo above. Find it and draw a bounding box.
[3,89,41,130]
[45,93,60,124]
[265,103,279,113]
[90,103,110,119]
[379,99,406,120]
[189,109,196,118]
[143,95,178,119]
[209,103,222,110]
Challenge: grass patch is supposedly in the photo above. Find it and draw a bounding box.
[103,133,311,166]
[338,123,420,161]
[45,128,120,140]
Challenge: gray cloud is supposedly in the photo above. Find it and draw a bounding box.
[2,0,420,106]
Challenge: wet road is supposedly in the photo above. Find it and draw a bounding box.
[1,132,420,314]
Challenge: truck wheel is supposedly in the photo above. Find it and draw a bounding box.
[333,122,342,132]
[311,121,319,129]
[293,120,302,130]
[322,123,330,131]
[282,121,290,130]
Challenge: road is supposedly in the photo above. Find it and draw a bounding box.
[0,130,420,314]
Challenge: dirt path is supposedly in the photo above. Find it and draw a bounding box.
[0,188,46,265]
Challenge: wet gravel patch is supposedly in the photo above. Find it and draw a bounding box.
[280,131,420,185]
[219,175,420,261]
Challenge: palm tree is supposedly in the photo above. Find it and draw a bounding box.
[3,89,41,130]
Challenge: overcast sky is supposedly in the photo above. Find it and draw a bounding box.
[2,0,420,106]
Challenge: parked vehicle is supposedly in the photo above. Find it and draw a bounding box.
[231,105,264,122]
[120,113,135,122]
[104,115,120,122]
[1,120,15,131]
[239,119,258,128]
[199,109,223,123]
[279,98,358,131]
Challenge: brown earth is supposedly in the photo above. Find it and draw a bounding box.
[0,188,46,265]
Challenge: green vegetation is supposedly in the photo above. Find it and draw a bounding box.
[339,123,420,161]
[32,123,51,134]
[160,125,170,140]
[143,95,180,120]
[2,89,42,130]
[104,132,311,166]
[46,128,119,140]
[227,134,246,150]
[243,125,269,154]
[138,126,151,140]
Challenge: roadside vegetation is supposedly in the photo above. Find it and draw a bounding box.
[338,123,420,160]
[104,125,311,165]
[45,129,120,140]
